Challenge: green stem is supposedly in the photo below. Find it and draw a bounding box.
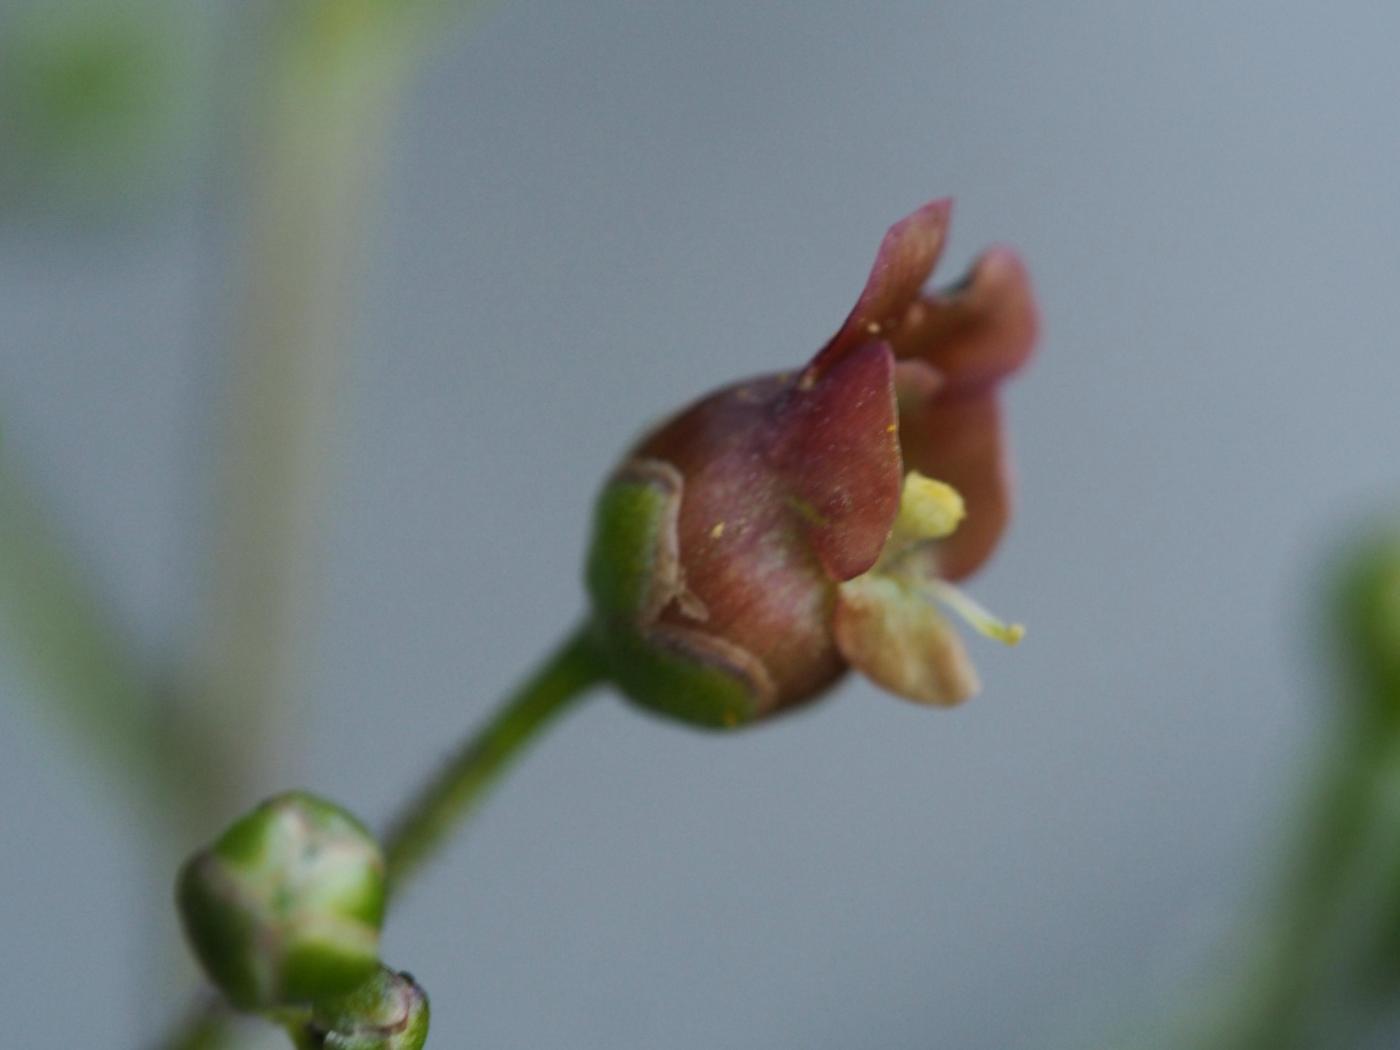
[383,627,607,893]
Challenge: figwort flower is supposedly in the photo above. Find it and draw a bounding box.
[587,200,1036,727]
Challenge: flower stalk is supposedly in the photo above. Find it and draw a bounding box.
[382,628,607,893]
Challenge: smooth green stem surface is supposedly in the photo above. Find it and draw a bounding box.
[383,627,606,893]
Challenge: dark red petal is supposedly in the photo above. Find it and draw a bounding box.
[890,247,1037,394]
[892,249,1036,580]
[772,340,902,581]
[809,199,952,376]
[898,385,1011,582]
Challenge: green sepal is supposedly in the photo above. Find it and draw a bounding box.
[586,467,675,621]
[586,463,766,729]
[301,966,430,1050]
[603,626,758,729]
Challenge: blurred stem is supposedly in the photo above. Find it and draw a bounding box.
[383,626,606,893]
[189,1,489,826]
[0,463,225,824]
[191,4,419,813]
[157,1002,237,1050]
[1202,713,1400,1050]
[155,8,430,1047]
[1210,747,1370,1049]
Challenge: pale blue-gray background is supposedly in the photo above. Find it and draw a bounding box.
[4,2,1400,1047]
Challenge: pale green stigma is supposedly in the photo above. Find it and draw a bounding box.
[926,578,1025,646]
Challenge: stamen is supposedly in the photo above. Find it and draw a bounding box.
[868,470,1025,649]
[892,472,964,545]
[925,579,1025,646]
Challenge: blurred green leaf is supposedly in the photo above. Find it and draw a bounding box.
[0,459,227,828]
[0,0,205,215]
[1335,528,1400,718]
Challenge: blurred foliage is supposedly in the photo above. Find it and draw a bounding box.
[0,0,207,217]
[0,458,229,827]
[1336,530,1400,718]
[1171,523,1400,1050]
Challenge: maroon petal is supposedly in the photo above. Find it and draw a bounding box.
[890,247,1037,394]
[772,340,902,582]
[893,248,1036,581]
[898,389,1011,581]
[809,199,952,376]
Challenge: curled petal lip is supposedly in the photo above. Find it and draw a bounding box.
[810,198,952,375]
[891,246,1038,397]
[809,200,1036,396]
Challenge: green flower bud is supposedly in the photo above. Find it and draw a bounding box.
[0,5,200,210]
[300,967,430,1050]
[177,791,386,1010]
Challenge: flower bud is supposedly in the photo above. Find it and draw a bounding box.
[300,967,430,1050]
[177,791,386,1010]
[586,200,1035,728]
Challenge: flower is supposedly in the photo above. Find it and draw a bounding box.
[586,200,1037,728]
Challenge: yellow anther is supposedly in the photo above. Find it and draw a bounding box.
[894,472,965,544]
